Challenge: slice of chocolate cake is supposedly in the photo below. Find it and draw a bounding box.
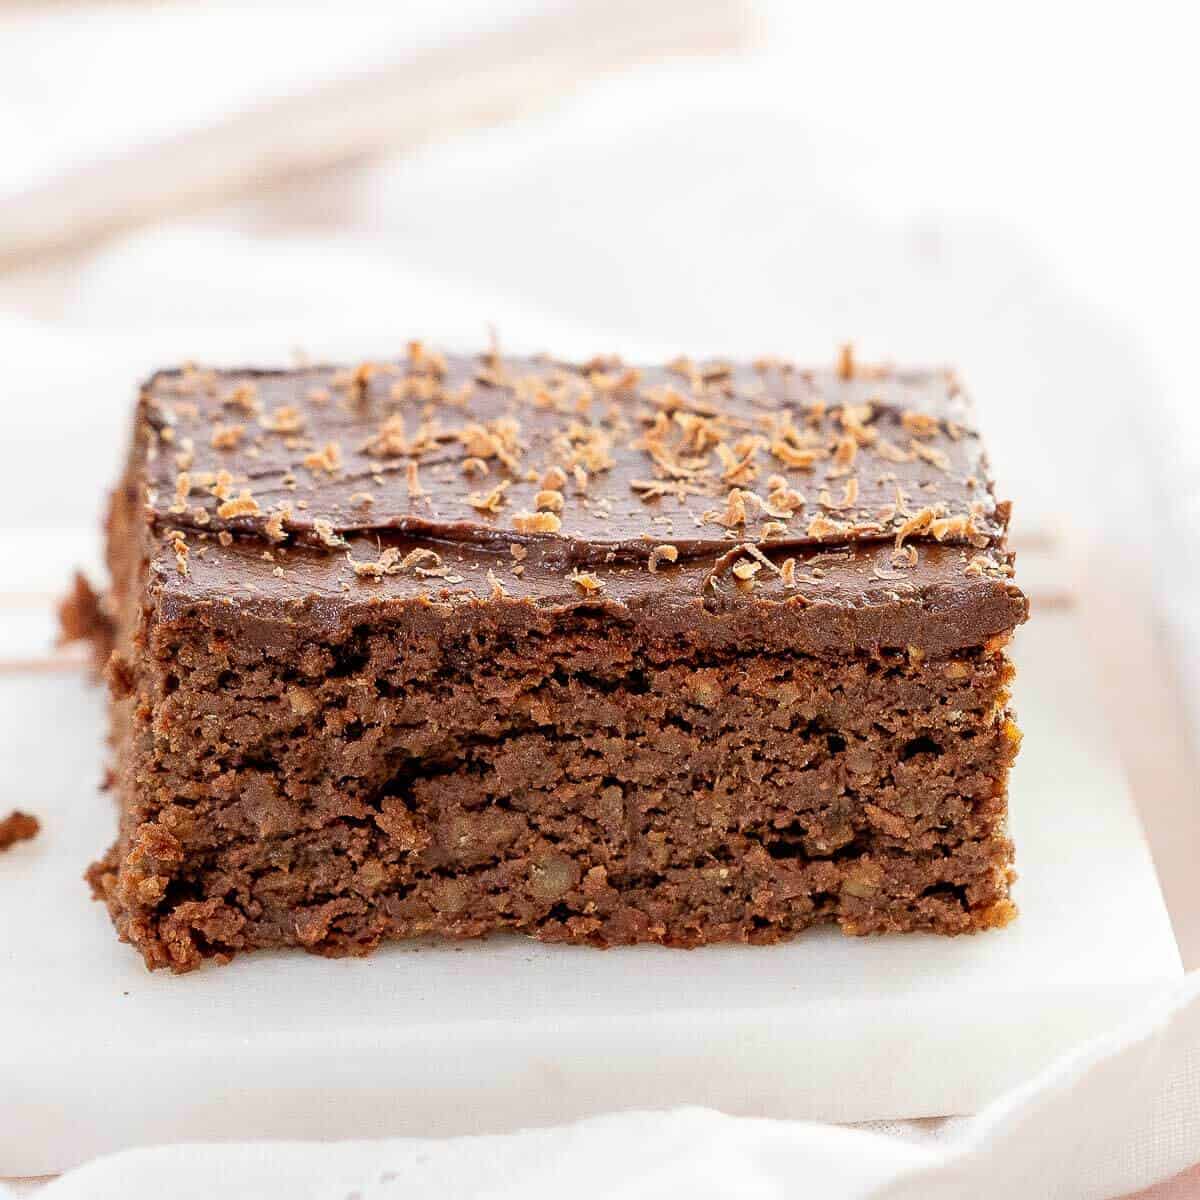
[85,345,1026,971]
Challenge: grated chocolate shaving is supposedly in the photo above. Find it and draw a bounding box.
[901,411,940,438]
[264,508,291,544]
[262,405,305,434]
[171,471,191,514]
[770,439,823,470]
[534,489,565,513]
[207,469,234,501]
[964,554,1003,577]
[568,569,605,592]
[703,487,749,528]
[303,442,342,474]
[349,547,401,580]
[169,530,189,576]
[405,461,426,499]
[827,434,858,476]
[513,511,562,534]
[224,382,260,415]
[818,477,859,510]
[348,545,443,580]
[894,505,939,548]
[466,480,510,513]
[806,513,844,539]
[401,548,441,571]
[459,418,523,473]
[716,438,763,486]
[365,414,409,457]
[929,513,972,541]
[647,544,679,573]
[211,423,245,450]
[739,542,782,574]
[837,403,877,446]
[216,490,260,520]
[312,518,345,548]
[631,478,711,503]
[765,474,806,514]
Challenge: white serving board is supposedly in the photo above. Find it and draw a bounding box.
[0,603,1181,1176]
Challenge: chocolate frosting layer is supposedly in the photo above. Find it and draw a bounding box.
[134,347,1026,653]
[155,532,1026,657]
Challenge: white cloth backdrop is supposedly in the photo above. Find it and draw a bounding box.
[2,2,1199,1196]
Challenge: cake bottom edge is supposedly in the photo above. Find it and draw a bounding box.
[86,834,1017,974]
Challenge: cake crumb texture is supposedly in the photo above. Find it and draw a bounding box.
[0,811,40,852]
